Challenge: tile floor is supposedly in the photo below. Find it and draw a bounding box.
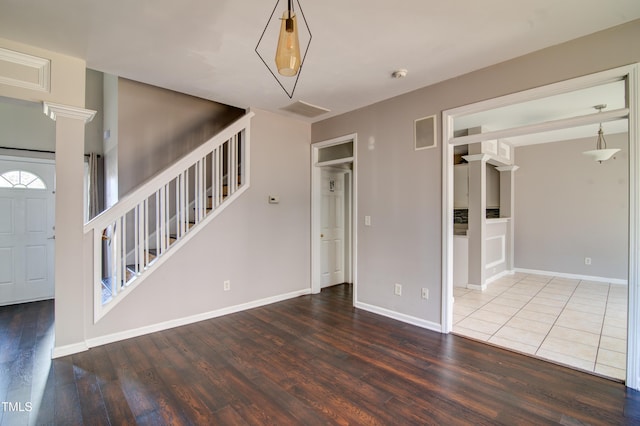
[453,272,627,381]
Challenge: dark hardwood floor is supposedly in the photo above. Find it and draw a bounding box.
[1,284,640,425]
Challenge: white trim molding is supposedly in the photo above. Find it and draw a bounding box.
[53,288,311,357]
[485,235,506,269]
[355,301,441,333]
[52,341,89,359]
[495,165,519,173]
[311,133,358,301]
[43,101,96,123]
[462,153,491,163]
[0,47,51,93]
[514,268,628,286]
[441,63,639,390]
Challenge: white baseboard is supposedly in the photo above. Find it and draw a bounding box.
[464,270,515,291]
[355,301,442,333]
[87,288,311,349]
[52,342,89,359]
[54,288,311,357]
[466,283,485,291]
[486,269,514,284]
[514,268,628,285]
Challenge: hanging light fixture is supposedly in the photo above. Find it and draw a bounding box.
[256,0,312,98]
[275,0,301,77]
[582,104,620,163]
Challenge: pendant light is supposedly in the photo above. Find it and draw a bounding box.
[275,0,301,77]
[582,104,620,163]
[255,0,312,98]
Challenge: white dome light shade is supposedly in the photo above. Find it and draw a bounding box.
[582,148,620,163]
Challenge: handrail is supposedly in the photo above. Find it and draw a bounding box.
[85,111,254,233]
[87,110,254,323]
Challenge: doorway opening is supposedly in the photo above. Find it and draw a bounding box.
[442,64,639,387]
[311,134,357,302]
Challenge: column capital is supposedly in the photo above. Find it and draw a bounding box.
[462,153,491,163]
[43,101,96,123]
[496,165,520,172]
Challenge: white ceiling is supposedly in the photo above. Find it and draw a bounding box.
[0,0,639,123]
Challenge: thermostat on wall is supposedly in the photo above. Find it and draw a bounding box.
[268,195,280,204]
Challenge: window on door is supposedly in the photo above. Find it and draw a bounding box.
[0,170,46,189]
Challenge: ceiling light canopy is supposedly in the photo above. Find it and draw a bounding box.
[256,0,312,99]
[582,104,620,163]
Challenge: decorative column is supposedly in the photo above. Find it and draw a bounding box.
[43,102,96,357]
[463,153,490,290]
[496,165,519,272]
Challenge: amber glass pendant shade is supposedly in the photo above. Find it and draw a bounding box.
[275,11,301,76]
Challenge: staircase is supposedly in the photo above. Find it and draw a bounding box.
[84,112,254,322]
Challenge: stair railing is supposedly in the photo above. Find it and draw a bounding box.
[85,111,254,322]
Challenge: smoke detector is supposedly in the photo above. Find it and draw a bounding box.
[391,69,408,79]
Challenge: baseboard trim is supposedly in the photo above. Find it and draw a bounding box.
[355,301,442,333]
[486,269,514,285]
[466,270,515,291]
[67,289,310,355]
[52,342,89,359]
[514,268,628,285]
[466,283,485,291]
[87,288,311,349]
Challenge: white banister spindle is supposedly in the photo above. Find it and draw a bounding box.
[181,171,187,236]
[144,198,149,268]
[197,159,203,222]
[133,205,139,274]
[159,183,171,254]
[231,134,237,194]
[87,112,253,323]
[136,203,143,274]
[159,185,167,253]
[155,190,160,260]
[175,178,179,240]
[112,219,120,295]
[214,147,221,208]
[226,140,231,198]
[203,154,208,216]
[122,213,127,284]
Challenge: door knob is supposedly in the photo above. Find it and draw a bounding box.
[320,234,324,238]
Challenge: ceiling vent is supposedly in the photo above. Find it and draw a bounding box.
[281,101,331,118]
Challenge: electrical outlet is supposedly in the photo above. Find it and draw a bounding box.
[394,283,402,296]
[365,215,371,226]
[585,257,592,265]
[224,280,231,291]
[421,288,429,299]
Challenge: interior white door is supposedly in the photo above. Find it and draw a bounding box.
[0,158,55,305]
[320,169,345,288]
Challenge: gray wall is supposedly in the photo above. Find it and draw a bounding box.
[85,69,104,155]
[117,78,243,197]
[85,108,311,339]
[103,73,119,208]
[312,19,640,326]
[0,97,54,156]
[514,134,628,280]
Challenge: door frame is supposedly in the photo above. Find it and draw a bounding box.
[441,64,639,388]
[319,166,351,288]
[311,134,357,301]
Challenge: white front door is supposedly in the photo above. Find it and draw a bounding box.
[0,158,55,305]
[320,169,345,288]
